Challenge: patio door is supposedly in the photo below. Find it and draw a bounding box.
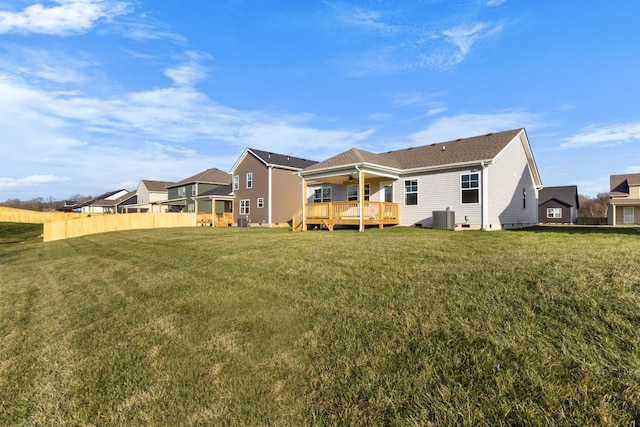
[381,182,393,203]
[623,207,635,224]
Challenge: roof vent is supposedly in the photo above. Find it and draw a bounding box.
[442,146,446,151]
[486,132,493,136]
[287,156,290,160]
[456,138,462,141]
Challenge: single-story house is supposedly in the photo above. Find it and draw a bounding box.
[295,128,542,231]
[538,185,579,224]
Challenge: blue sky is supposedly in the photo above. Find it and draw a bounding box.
[1,0,639,201]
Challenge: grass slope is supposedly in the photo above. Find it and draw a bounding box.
[1,226,639,425]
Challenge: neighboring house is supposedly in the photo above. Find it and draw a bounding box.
[81,189,131,213]
[296,128,542,231]
[538,185,580,224]
[192,184,235,227]
[123,180,175,213]
[230,148,317,227]
[608,173,640,225]
[164,168,232,213]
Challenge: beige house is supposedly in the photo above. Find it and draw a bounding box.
[123,180,175,213]
[608,173,640,225]
[230,148,317,227]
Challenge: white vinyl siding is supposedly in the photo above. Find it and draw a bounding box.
[487,132,539,229]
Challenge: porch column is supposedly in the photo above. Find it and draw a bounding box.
[211,198,216,227]
[359,170,364,232]
[611,203,616,226]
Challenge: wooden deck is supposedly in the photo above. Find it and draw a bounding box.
[293,201,399,231]
[196,212,234,227]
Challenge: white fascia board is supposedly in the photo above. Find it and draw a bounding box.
[229,148,251,174]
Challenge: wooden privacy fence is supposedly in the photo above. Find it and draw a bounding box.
[0,206,92,223]
[1,207,197,242]
[43,213,196,242]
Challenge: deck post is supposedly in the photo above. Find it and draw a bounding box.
[211,198,216,227]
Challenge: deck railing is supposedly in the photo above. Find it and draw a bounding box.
[197,212,234,227]
[293,201,399,231]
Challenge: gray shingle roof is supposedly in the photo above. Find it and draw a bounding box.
[168,168,231,188]
[302,128,524,172]
[611,173,640,196]
[142,180,174,192]
[248,148,317,170]
[197,184,233,197]
[539,185,579,208]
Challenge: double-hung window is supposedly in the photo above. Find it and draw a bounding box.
[246,173,253,189]
[461,173,479,204]
[404,179,418,205]
[233,175,239,191]
[240,199,250,215]
[313,187,331,203]
[347,184,370,201]
[547,208,561,218]
[257,198,264,208]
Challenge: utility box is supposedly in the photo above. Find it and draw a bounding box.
[238,217,248,227]
[432,210,455,230]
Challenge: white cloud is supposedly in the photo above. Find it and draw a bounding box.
[487,0,507,6]
[0,0,132,35]
[561,123,640,149]
[437,21,504,69]
[0,174,68,190]
[408,110,544,145]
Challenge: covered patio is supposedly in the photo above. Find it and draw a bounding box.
[294,151,401,231]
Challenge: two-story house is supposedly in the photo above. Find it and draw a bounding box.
[123,180,175,213]
[164,168,232,214]
[230,148,317,227]
[608,173,640,225]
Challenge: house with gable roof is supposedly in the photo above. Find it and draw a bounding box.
[608,173,640,225]
[163,168,232,214]
[230,148,317,227]
[123,179,175,213]
[538,185,580,224]
[295,128,542,231]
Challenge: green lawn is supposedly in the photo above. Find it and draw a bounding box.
[1,224,639,426]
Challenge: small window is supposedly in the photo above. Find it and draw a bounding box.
[240,199,250,215]
[191,186,197,197]
[257,198,264,208]
[404,179,418,205]
[347,184,370,201]
[461,173,479,204]
[246,173,253,189]
[547,208,562,218]
[233,175,239,191]
[523,187,526,209]
[187,203,195,213]
[313,187,331,203]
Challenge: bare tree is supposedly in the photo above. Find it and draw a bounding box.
[578,192,610,218]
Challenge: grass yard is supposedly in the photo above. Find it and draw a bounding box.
[1,223,639,425]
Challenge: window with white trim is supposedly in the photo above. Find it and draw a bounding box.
[313,187,331,203]
[461,173,479,204]
[191,186,196,197]
[257,198,264,208]
[347,184,370,201]
[240,199,250,215]
[246,173,253,189]
[547,208,562,218]
[233,175,239,191]
[404,179,418,205]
